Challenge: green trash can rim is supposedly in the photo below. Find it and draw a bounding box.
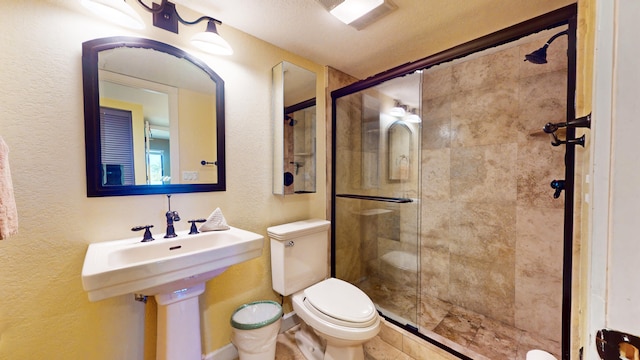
[230,300,283,330]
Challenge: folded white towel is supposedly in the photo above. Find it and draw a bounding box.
[0,136,18,239]
[199,207,230,232]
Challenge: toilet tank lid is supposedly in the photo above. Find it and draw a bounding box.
[267,219,330,241]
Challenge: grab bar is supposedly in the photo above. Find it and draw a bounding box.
[335,194,413,203]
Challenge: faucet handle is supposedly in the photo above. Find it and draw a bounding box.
[188,219,207,234]
[132,225,155,242]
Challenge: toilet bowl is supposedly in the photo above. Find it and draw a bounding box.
[291,278,380,360]
[268,219,381,360]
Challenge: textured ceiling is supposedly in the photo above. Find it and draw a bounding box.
[173,0,574,79]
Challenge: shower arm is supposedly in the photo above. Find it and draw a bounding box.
[545,30,569,47]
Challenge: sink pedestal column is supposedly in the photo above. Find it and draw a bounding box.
[155,283,206,360]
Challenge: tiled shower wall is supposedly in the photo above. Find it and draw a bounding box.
[419,29,571,343]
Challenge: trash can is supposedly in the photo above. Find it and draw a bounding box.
[231,300,283,360]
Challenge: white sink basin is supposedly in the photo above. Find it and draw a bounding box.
[81,227,264,302]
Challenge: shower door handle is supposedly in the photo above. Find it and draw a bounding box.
[335,194,413,203]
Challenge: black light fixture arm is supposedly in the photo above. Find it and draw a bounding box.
[136,0,222,29]
[176,14,221,26]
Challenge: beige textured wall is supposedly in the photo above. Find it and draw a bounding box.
[0,1,326,359]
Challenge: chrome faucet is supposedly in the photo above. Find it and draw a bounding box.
[164,194,181,238]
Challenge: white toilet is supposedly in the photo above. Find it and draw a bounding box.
[268,219,380,360]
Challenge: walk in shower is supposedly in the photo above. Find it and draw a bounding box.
[331,10,580,360]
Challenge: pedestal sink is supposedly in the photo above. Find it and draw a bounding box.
[81,227,264,360]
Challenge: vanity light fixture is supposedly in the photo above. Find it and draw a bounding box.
[137,0,233,55]
[80,0,145,29]
[404,108,421,123]
[81,0,233,55]
[390,101,421,123]
[189,20,233,55]
[389,100,406,118]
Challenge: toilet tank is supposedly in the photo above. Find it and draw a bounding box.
[268,219,330,296]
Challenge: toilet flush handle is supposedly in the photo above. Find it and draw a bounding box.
[286,241,295,247]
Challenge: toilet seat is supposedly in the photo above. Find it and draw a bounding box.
[303,278,378,328]
[291,278,381,343]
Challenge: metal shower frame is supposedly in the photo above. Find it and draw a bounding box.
[330,4,578,360]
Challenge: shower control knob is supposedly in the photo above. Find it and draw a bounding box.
[550,179,566,199]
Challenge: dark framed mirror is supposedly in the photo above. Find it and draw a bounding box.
[82,36,225,196]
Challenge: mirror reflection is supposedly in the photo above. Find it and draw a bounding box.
[83,37,226,196]
[387,121,412,181]
[272,61,317,195]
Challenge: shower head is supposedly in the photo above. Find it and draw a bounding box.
[524,45,549,64]
[524,30,568,64]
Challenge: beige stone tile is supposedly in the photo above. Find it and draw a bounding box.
[334,200,364,283]
[516,133,566,209]
[419,199,450,250]
[468,317,523,360]
[334,95,362,152]
[516,69,568,145]
[358,277,418,324]
[514,267,562,342]
[402,334,457,360]
[450,81,520,148]
[422,115,452,150]
[379,252,418,289]
[450,143,518,203]
[452,46,520,93]
[422,66,453,99]
[334,149,363,192]
[516,331,561,360]
[448,255,515,325]
[379,320,404,350]
[449,201,516,263]
[515,206,564,278]
[419,244,450,300]
[421,117,452,150]
[421,148,450,201]
[365,336,407,360]
[432,305,484,346]
[418,294,452,331]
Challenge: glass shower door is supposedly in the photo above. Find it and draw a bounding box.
[333,72,422,327]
